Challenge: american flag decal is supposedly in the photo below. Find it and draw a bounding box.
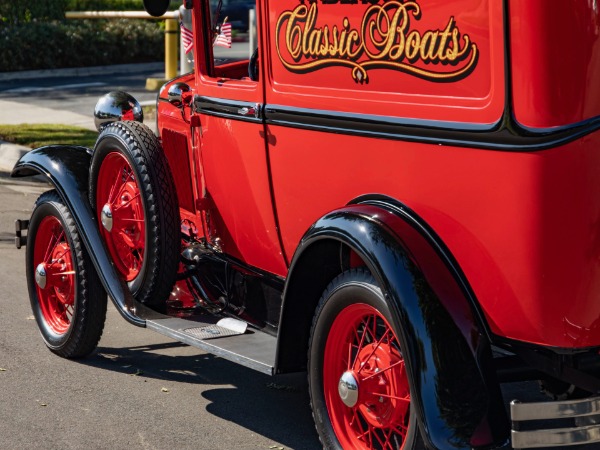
[180,21,194,54]
[214,22,232,48]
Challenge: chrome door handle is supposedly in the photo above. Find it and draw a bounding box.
[237,103,260,118]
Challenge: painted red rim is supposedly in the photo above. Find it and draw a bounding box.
[96,152,145,281]
[324,303,411,449]
[33,216,75,335]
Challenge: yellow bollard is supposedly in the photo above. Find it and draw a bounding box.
[164,18,178,80]
[146,18,179,90]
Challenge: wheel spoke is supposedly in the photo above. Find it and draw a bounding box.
[384,428,402,449]
[107,167,127,205]
[363,315,375,343]
[42,233,56,263]
[50,271,76,277]
[352,315,372,370]
[368,392,410,402]
[50,247,70,264]
[353,409,368,441]
[394,423,409,435]
[43,229,64,264]
[372,428,388,449]
[116,231,142,269]
[347,342,353,371]
[65,304,74,317]
[372,314,378,342]
[361,359,404,381]
[113,192,141,212]
[116,229,136,249]
[356,425,370,445]
[366,425,375,448]
[357,327,391,375]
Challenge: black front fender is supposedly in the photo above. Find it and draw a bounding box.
[12,145,145,327]
[280,201,508,449]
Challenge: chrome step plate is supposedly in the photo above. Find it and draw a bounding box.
[184,324,242,340]
[146,316,276,375]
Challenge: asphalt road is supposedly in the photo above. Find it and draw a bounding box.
[0,176,321,450]
[0,67,160,118]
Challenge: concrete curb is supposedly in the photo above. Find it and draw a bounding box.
[0,141,29,176]
[0,62,164,83]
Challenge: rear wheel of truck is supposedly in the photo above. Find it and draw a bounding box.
[89,121,180,307]
[26,190,107,358]
[308,269,418,450]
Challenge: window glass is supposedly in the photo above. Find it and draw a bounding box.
[208,0,256,69]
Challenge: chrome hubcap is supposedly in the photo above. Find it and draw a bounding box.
[101,204,113,232]
[35,263,47,289]
[338,371,359,408]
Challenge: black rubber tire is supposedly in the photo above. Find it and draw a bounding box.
[89,121,180,306]
[308,269,419,450]
[26,190,107,358]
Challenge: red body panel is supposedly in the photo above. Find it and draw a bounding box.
[198,113,287,275]
[157,0,600,349]
[268,124,600,348]
[510,0,600,128]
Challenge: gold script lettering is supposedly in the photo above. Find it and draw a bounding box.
[275,1,479,83]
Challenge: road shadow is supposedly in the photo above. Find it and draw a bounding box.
[80,343,320,449]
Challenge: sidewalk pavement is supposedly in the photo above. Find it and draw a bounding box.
[0,62,164,82]
[0,99,95,176]
[0,62,164,178]
[0,141,30,176]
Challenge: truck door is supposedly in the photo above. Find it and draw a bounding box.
[191,0,287,277]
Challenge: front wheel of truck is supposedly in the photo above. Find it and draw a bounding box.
[308,269,419,450]
[26,190,107,358]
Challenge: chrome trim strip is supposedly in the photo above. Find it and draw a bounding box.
[193,95,263,123]
[264,104,600,152]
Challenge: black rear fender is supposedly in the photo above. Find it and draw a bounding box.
[276,199,509,449]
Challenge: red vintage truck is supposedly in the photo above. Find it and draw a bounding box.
[11,0,600,448]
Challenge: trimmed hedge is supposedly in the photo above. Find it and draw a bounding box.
[0,19,164,71]
[66,1,179,11]
[0,1,67,24]
[0,0,178,22]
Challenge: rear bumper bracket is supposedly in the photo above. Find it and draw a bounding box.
[511,396,600,448]
[15,219,29,249]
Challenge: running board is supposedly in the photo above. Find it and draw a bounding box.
[146,317,276,375]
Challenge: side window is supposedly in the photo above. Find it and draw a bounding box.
[206,0,257,80]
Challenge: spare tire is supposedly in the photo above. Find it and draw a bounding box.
[89,121,180,307]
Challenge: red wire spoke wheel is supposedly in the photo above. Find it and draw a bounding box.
[90,121,180,307]
[33,215,75,335]
[96,152,146,282]
[325,304,410,449]
[309,269,418,450]
[26,191,107,358]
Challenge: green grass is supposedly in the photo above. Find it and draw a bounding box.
[0,124,98,149]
